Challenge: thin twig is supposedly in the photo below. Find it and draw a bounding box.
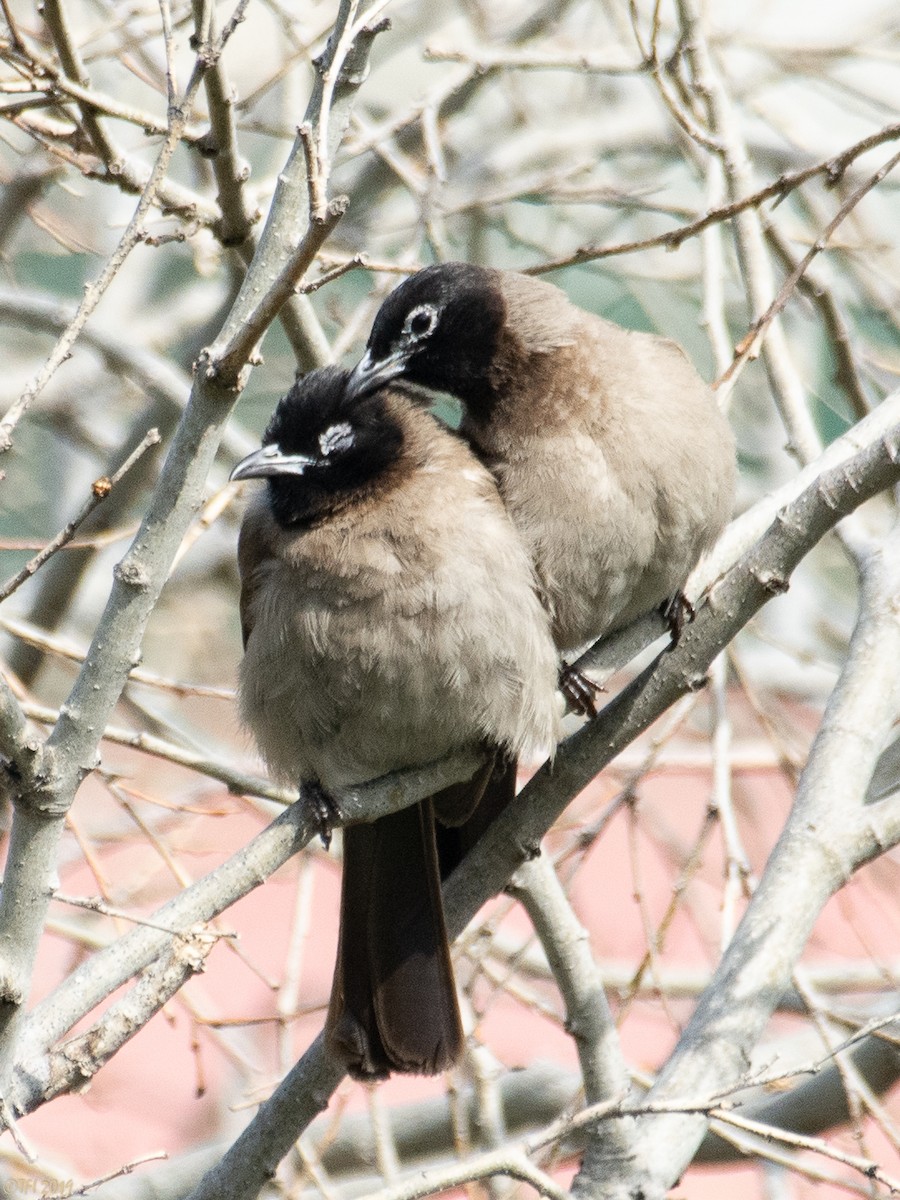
[423,45,646,74]
[71,1150,168,1196]
[511,855,636,1176]
[17,697,290,802]
[675,0,820,462]
[299,253,369,293]
[201,196,347,388]
[0,429,161,602]
[47,889,237,939]
[525,126,900,279]
[708,1105,900,1193]
[1,37,208,141]
[0,58,208,450]
[1,615,233,699]
[191,0,260,247]
[0,1096,35,1159]
[719,147,900,386]
[709,655,753,949]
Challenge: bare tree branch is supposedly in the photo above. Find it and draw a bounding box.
[0,0,387,1122]
[510,857,636,1177]
[0,428,160,603]
[3,3,900,1192]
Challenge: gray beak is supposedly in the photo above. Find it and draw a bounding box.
[346,347,409,399]
[230,444,317,481]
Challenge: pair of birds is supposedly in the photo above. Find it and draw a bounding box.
[231,263,736,1081]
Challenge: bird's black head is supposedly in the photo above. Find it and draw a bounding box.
[230,366,404,528]
[347,263,507,414]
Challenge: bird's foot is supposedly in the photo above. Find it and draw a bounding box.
[661,591,695,645]
[560,661,604,718]
[303,781,341,850]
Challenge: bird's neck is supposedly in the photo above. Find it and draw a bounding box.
[466,335,570,438]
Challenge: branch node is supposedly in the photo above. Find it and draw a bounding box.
[194,347,213,379]
[752,569,790,596]
[685,671,710,693]
[114,560,151,590]
[195,129,219,159]
[0,973,25,1007]
[365,16,392,37]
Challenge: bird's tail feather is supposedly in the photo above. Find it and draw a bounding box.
[434,752,517,879]
[326,798,463,1079]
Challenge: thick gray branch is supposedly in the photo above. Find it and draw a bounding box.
[579,544,900,1196]
[443,419,900,945]
[510,857,636,1175]
[10,750,478,1114]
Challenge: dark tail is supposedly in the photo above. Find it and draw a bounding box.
[325,798,463,1080]
[434,752,518,879]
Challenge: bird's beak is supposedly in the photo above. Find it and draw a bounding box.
[346,347,408,398]
[230,444,317,481]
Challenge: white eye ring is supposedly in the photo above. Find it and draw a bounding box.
[318,421,354,457]
[403,303,438,339]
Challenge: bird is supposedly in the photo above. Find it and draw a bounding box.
[230,365,560,1079]
[348,262,736,710]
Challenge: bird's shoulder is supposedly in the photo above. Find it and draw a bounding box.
[496,271,579,355]
[503,302,723,440]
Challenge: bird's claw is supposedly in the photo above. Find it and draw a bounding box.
[303,781,341,849]
[661,591,695,644]
[560,662,604,718]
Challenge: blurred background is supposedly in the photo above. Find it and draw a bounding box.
[1,0,900,1195]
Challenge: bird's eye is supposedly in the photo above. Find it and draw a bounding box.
[403,304,438,340]
[319,421,355,458]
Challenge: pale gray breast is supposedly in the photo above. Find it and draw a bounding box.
[236,427,560,792]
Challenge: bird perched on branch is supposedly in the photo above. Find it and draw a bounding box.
[231,365,559,1079]
[349,262,736,711]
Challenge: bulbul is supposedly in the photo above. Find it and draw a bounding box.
[348,263,736,704]
[231,365,559,1079]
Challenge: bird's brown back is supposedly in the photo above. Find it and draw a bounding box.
[460,271,736,650]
